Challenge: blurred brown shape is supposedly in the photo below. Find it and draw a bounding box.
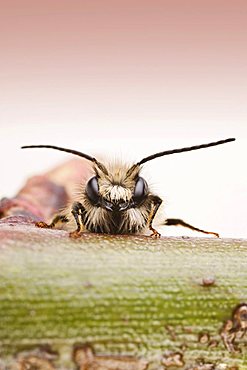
[161,351,184,368]
[220,303,247,352]
[0,159,92,225]
[73,344,149,370]
[15,356,56,370]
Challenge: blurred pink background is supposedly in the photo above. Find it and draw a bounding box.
[0,0,246,237]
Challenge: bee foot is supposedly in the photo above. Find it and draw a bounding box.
[35,221,51,228]
[69,230,82,239]
[150,230,161,238]
[208,231,220,238]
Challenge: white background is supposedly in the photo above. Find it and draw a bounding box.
[0,120,245,238]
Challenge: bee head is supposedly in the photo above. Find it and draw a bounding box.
[85,162,148,212]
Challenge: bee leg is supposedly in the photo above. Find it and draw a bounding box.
[147,195,162,238]
[69,202,85,239]
[165,218,219,237]
[36,215,69,229]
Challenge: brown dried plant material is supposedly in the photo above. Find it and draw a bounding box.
[15,356,56,370]
[72,344,149,370]
[186,364,215,370]
[207,339,219,349]
[220,320,235,352]
[220,303,247,352]
[190,364,238,370]
[12,345,58,370]
[198,332,210,344]
[165,325,177,341]
[161,351,184,368]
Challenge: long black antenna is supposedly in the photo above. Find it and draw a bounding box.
[21,145,109,174]
[138,138,235,165]
[21,145,96,162]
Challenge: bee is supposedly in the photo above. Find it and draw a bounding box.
[22,138,235,238]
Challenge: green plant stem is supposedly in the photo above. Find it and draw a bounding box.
[0,222,247,368]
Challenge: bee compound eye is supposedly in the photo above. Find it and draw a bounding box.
[86,176,100,204]
[133,177,148,203]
